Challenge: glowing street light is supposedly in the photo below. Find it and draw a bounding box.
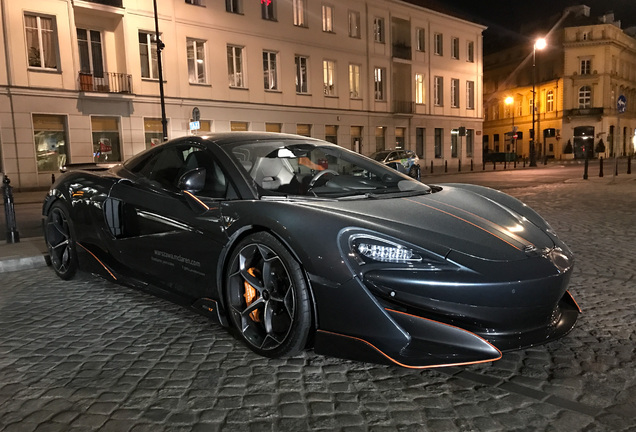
[530,37,547,167]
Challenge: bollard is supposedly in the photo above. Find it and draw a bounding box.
[523,158,526,168]
[458,159,461,172]
[628,156,632,175]
[583,157,588,180]
[430,160,434,174]
[444,160,448,173]
[493,161,496,170]
[599,157,604,177]
[482,160,486,171]
[2,174,21,244]
[471,159,474,171]
[51,173,55,184]
[544,156,548,165]
[514,158,517,169]
[504,160,507,170]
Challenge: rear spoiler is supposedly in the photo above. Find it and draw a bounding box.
[60,163,119,173]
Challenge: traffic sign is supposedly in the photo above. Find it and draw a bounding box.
[189,121,200,130]
[617,95,626,113]
[192,107,200,122]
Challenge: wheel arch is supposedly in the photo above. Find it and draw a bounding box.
[215,224,319,347]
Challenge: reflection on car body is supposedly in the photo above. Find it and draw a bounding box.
[43,132,579,368]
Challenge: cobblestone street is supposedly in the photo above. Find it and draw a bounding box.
[1,176,635,431]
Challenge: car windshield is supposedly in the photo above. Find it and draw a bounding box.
[222,139,431,199]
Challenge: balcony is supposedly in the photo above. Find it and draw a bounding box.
[82,0,123,7]
[393,100,414,114]
[79,72,132,94]
[565,107,604,118]
[392,43,412,60]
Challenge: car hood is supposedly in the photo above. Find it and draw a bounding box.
[297,185,555,262]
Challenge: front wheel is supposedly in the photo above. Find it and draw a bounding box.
[225,232,311,358]
[44,202,78,280]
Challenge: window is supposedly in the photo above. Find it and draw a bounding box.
[293,0,307,27]
[451,78,459,107]
[466,80,475,109]
[416,28,425,52]
[325,125,338,144]
[323,60,336,96]
[92,116,121,163]
[395,128,405,149]
[144,118,165,149]
[415,74,425,104]
[467,41,474,62]
[451,37,459,59]
[33,114,67,172]
[187,39,206,84]
[580,59,591,75]
[434,128,443,158]
[349,64,361,98]
[348,10,361,38]
[546,90,554,112]
[226,0,241,13]
[263,50,278,90]
[139,31,159,79]
[227,45,245,87]
[322,4,334,32]
[77,29,103,79]
[434,76,443,106]
[578,86,591,108]
[231,121,248,131]
[186,0,203,5]
[374,67,385,101]
[373,17,385,43]
[25,14,58,69]
[266,123,281,133]
[451,131,458,157]
[375,127,385,152]
[261,0,275,20]
[528,98,533,117]
[295,55,309,93]
[351,126,363,152]
[434,33,443,55]
[516,100,522,117]
[466,129,474,157]
[297,124,311,136]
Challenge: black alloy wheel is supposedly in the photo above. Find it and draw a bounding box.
[225,232,311,358]
[45,202,79,280]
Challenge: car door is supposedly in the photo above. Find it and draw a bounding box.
[103,141,230,299]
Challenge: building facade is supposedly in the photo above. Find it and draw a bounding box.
[483,6,636,161]
[0,0,485,189]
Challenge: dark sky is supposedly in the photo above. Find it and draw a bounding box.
[435,0,635,32]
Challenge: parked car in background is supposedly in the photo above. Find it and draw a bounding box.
[371,149,421,180]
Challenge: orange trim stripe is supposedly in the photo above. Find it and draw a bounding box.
[403,197,522,251]
[317,328,501,369]
[567,290,582,313]
[77,242,117,281]
[184,191,210,210]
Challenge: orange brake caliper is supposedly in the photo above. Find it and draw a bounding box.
[243,268,261,322]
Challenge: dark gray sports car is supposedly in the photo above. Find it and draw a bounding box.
[43,132,579,368]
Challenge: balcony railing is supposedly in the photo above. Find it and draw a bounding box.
[565,107,604,117]
[79,72,132,94]
[392,43,412,60]
[83,0,123,7]
[393,100,414,114]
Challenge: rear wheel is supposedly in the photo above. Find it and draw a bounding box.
[44,202,78,280]
[225,232,311,358]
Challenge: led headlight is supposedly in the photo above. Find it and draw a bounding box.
[349,234,422,264]
[547,247,573,273]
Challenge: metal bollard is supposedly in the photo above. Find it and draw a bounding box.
[444,160,448,173]
[2,174,20,243]
[583,157,588,180]
[599,157,604,177]
[471,159,474,171]
[430,160,434,174]
[458,159,461,172]
[628,156,632,175]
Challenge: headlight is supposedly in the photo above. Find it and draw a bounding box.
[351,235,422,264]
[546,247,573,273]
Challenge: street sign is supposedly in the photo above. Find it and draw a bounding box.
[192,107,200,122]
[189,121,200,130]
[617,95,626,113]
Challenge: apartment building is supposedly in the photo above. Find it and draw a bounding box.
[483,6,636,161]
[0,0,485,189]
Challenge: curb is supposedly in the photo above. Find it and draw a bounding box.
[0,238,50,273]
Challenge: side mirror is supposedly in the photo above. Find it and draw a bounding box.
[177,168,206,193]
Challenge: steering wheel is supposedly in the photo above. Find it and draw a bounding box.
[308,169,339,189]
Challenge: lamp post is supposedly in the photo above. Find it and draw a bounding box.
[153,0,168,141]
[530,38,546,167]
[505,96,516,167]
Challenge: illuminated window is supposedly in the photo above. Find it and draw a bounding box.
[546,90,554,112]
[415,74,425,104]
[466,80,475,109]
[139,31,159,79]
[322,4,334,32]
[144,118,164,149]
[578,86,591,108]
[451,78,459,107]
[293,0,307,27]
[416,28,425,52]
[92,116,122,162]
[323,60,336,96]
[187,39,206,84]
[434,76,443,106]
[33,114,67,172]
[374,67,385,101]
[227,45,245,87]
[349,64,361,98]
[373,17,384,43]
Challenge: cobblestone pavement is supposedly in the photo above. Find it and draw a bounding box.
[1,177,635,431]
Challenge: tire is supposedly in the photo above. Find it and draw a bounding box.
[225,232,311,358]
[44,202,79,280]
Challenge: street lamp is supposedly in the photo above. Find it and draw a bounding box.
[530,37,547,167]
[505,96,516,167]
[153,0,168,141]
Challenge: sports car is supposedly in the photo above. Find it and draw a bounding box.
[43,132,579,368]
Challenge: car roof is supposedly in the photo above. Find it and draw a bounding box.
[191,132,325,147]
